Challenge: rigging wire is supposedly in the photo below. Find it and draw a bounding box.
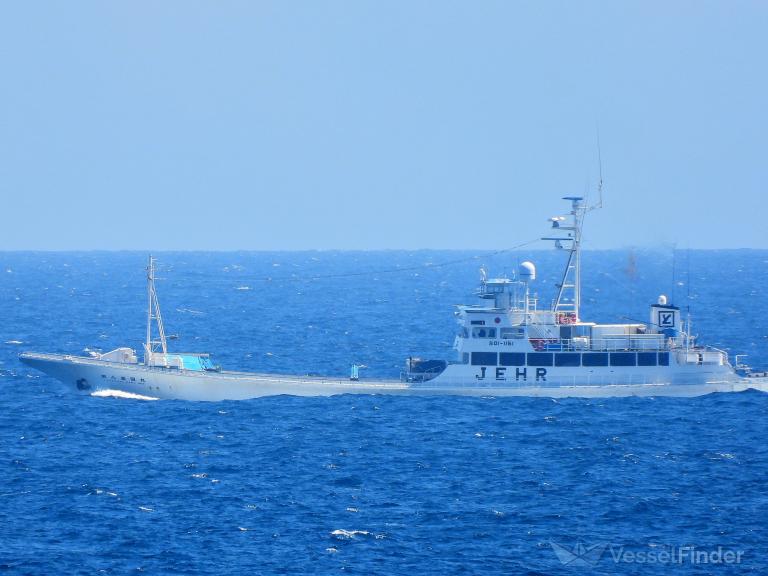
[259,237,545,283]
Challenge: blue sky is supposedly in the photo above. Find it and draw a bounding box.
[1,1,765,250]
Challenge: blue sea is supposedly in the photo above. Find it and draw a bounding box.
[1,250,767,574]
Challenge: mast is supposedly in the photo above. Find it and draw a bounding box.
[543,196,588,321]
[144,255,168,363]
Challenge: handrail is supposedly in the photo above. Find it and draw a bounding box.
[531,336,672,352]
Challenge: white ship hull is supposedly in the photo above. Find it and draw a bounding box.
[20,353,768,401]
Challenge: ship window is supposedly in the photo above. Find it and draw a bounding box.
[462,353,469,364]
[637,352,657,366]
[555,353,581,367]
[658,352,670,366]
[500,327,524,339]
[471,352,497,366]
[499,352,525,366]
[472,327,497,338]
[101,374,106,378]
[527,353,553,367]
[470,320,486,326]
[611,352,636,367]
[582,353,609,367]
[559,326,573,340]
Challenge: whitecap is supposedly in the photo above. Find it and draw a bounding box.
[138,506,153,512]
[5,340,23,345]
[330,529,370,540]
[176,308,205,316]
[235,286,251,291]
[91,390,159,401]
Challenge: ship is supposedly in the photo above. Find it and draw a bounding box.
[20,197,768,400]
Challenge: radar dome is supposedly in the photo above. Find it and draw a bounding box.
[519,261,536,282]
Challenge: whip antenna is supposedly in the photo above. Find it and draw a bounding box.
[589,125,604,212]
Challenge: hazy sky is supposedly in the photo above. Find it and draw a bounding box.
[1,1,766,250]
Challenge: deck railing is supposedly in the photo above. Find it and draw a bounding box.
[533,336,675,352]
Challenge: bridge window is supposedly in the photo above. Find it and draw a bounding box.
[500,327,524,339]
[637,352,657,366]
[611,352,636,367]
[499,352,525,366]
[527,353,553,367]
[471,352,497,366]
[555,353,581,367]
[658,352,670,366]
[582,353,609,367]
[472,327,497,338]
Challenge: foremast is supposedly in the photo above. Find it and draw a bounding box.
[144,256,168,365]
